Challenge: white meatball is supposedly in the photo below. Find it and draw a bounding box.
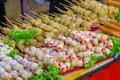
[10,70,18,78]
[0,55,6,60]
[6,60,13,64]
[26,70,33,78]
[2,57,12,62]
[23,58,28,62]
[0,68,5,74]
[14,55,23,63]
[19,70,29,79]
[23,61,28,68]
[29,62,38,70]
[10,60,18,65]
[11,63,22,71]
[16,77,23,80]
[4,64,11,72]
[0,62,6,67]
[0,72,12,80]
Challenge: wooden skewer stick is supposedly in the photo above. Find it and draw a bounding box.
[11,20,22,26]
[65,0,76,6]
[59,3,71,10]
[30,10,41,18]
[16,18,28,24]
[48,13,57,17]
[16,19,24,24]
[0,33,4,37]
[1,22,12,28]
[39,13,46,16]
[60,3,72,8]
[24,13,34,20]
[0,26,3,31]
[72,0,80,5]
[0,33,5,37]
[39,13,49,18]
[53,13,60,16]
[1,31,4,34]
[12,19,22,24]
[32,15,39,19]
[19,14,30,20]
[78,0,82,2]
[54,6,65,13]
[4,16,14,26]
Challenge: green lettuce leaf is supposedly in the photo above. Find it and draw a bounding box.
[10,30,38,44]
[28,65,62,80]
[115,8,120,21]
[109,37,120,56]
[49,16,55,20]
[84,55,107,68]
[6,50,22,59]
[3,39,12,47]
[38,64,44,69]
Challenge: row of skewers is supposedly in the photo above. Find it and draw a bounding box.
[0,41,43,80]
[0,0,118,79]
[0,0,118,50]
[24,30,113,72]
[53,0,118,28]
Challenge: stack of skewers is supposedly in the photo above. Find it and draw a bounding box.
[24,30,113,72]
[0,0,119,80]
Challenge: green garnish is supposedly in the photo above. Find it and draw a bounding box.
[65,32,71,37]
[28,65,62,80]
[115,8,120,21]
[38,64,44,69]
[10,30,38,44]
[3,39,12,47]
[84,55,107,68]
[6,50,22,58]
[49,16,55,20]
[109,36,120,57]
[69,63,75,70]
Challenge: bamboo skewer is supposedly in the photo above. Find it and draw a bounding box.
[1,22,12,28]
[39,13,47,16]
[72,0,80,5]
[16,19,24,24]
[0,26,3,31]
[59,3,71,10]
[53,13,60,16]
[16,18,28,24]
[60,3,72,8]
[19,14,30,21]
[24,13,34,20]
[0,33,4,37]
[65,0,76,6]
[30,10,41,18]
[32,15,39,19]
[39,13,50,19]
[48,13,57,17]
[78,0,82,2]
[4,16,14,26]
[12,19,22,24]
[11,20,22,26]
[55,6,66,13]
[0,26,5,34]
